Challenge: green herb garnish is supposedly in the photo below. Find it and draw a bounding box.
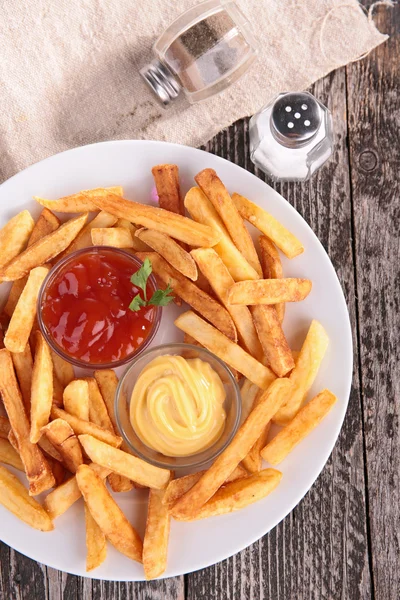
[129,258,174,312]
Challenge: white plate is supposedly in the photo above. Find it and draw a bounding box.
[0,140,352,581]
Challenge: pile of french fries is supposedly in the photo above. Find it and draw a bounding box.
[0,163,338,579]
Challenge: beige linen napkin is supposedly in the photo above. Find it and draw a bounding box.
[0,0,387,182]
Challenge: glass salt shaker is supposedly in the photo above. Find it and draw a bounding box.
[249,92,334,182]
[140,0,258,106]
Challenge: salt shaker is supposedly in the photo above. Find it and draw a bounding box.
[140,0,258,106]
[249,92,333,182]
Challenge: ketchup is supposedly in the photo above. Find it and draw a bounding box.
[40,249,157,365]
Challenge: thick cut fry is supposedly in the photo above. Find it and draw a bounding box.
[0,213,88,281]
[34,186,123,213]
[262,390,337,464]
[85,502,107,572]
[273,320,329,425]
[143,488,170,580]
[242,421,271,473]
[30,332,53,443]
[174,311,275,389]
[41,419,83,473]
[229,278,312,305]
[0,438,24,471]
[191,248,263,359]
[152,164,183,215]
[174,469,282,521]
[51,407,122,448]
[52,372,64,407]
[63,379,90,421]
[49,350,74,388]
[92,193,220,247]
[0,416,11,440]
[240,379,262,423]
[11,344,33,414]
[259,235,285,322]
[0,210,35,270]
[79,434,171,489]
[4,279,26,318]
[0,349,55,495]
[61,211,118,257]
[4,266,49,353]
[136,229,197,280]
[170,378,291,519]
[195,169,262,276]
[76,465,143,562]
[251,305,294,377]
[116,219,150,251]
[50,459,66,486]
[240,380,271,472]
[38,436,63,463]
[93,370,119,432]
[185,187,259,282]
[0,465,54,531]
[91,226,134,248]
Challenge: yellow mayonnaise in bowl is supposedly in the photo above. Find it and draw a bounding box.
[115,343,241,470]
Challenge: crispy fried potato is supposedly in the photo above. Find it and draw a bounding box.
[38,436,63,463]
[273,320,329,425]
[30,332,53,443]
[0,416,11,440]
[195,170,262,276]
[92,193,220,247]
[136,229,197,280]
[52,372,64,408]
[191,248,263,360]
[239,382,271,473]
[3,278,26,319]
[169,378,291,519]
[228,278,312,305]
[0,465,54,530]
[93,370,119,432]
[174,311,275,389]
[61,211,118,257]
[0,438,24,471]
[63,379,90,421]
[41,418,83,473]
[251,305,294,377]
[91,226,134,248]
[4,267,50,353]
[259,235,285,322]
[51,407,122,448]
[143,488,170,579]
[85,502,107,571]
[0,349,55,494]
[49,350,74,388]
[185,187,259,281]
[34,186,123,213]
[76,464,143,562]
[152,164,183,215]
[262,389,337,464]
[0,210,35,270]
[0,213,88,282]
[11,344,33,414]
[49,458,66,486]
[242,421,271,473]
[78,434,171,489]
[173,469,282,521]
[116,219,150,251]
[240,379,262,423]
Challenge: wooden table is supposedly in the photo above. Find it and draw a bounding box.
[1,5,399,600]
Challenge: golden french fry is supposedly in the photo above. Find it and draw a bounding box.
[91,226,134,248]
[49,350,74,388]
[240,379,262,423]
[259,235,285,322]
[174,311,275,389]
[143,488,170,580]
[63,379,90,421]
[50,458,66,486]
[262,389,337,465]
[11,344,33,414]
[136,229,198,281]
[0,349,55,495]
[228,278,312,305]
[152,164,183,215]
[91,193,220,247]
[0,438,24,471]
[195,169,262,277]
[173,469,282,521]
[93,370,119,432]
[30,332,53,443]
[41,418,83,473]
[0,465,54,531]
[51,407,122,448]
[0,213,88,282]
[0,210,35,270]
[52,372,64,408]
[78,434,171,489]
[4,266,50,353]
[239,380,270,472]
[116,219,150,251]
[191,248,263,360]
[38,436,63,463]
[76,465,143,562]
[61,211,118,257]
[4,279,26,319]
[169,378,291,519]
[85,502,107,572]
[273,320,329,425]
[34,186,123,213]
[251,305,294,377]
[0,416,11,440]
[242,421,271,473]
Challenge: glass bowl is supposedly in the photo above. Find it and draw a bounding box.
[37,247,161,370]
[115,343,241,470]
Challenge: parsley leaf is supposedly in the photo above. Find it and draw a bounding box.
[129,260,174,312]
[148,283,175,307]
[129,294,147,312]
[130,257,152,301]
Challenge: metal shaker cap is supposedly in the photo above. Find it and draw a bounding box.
[140,60,181,106]
[270,92,322,148]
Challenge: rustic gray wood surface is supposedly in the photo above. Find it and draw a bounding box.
[0,4,399,600]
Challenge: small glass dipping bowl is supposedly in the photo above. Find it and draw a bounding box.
[115,343,241,470]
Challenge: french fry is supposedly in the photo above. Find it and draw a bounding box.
[3,279,26,319]
[242,421,271,473]
[0,213,88,282]
[185,187,259,282]
[228,278,312,305]
[34,186,123,213]
[85,502,107,571]
[136,252,237,341]
[52,372,64,408]
[0,210,35,270]
[0,416,11,440]
[191,248,263,360]
[49,350,74,388]
[251,305,294,377]
[51,407,122,448]
[76,465,143,562]
[93,370,119,432]
[262,389,337,465]
[169,378,291,519]
[38,436,63,463]
[92,193,220,247]
[30,332,53,443]
[61,211,118,257]
[173,469,282,521]
[143,488,170,580]
[240,379,262,423]
[11,344,34,414]
[0,438,24,471]
[63,379,90,421]
[239,381,271,472]
[273,320,329,425]
[91,227,134,248]
[195,169,262,277]
[49,458,66,486]
[136,229,198,280]
[78,434,171,489]
[152,164,183,215]
[41,418,83,473]
[259,235,285,322]
[0,349,55,495]
[4,266,50,353]
[0,465,54,531]
[116,219,150,251]
[174,311,275,389]
[232,193,304,259]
